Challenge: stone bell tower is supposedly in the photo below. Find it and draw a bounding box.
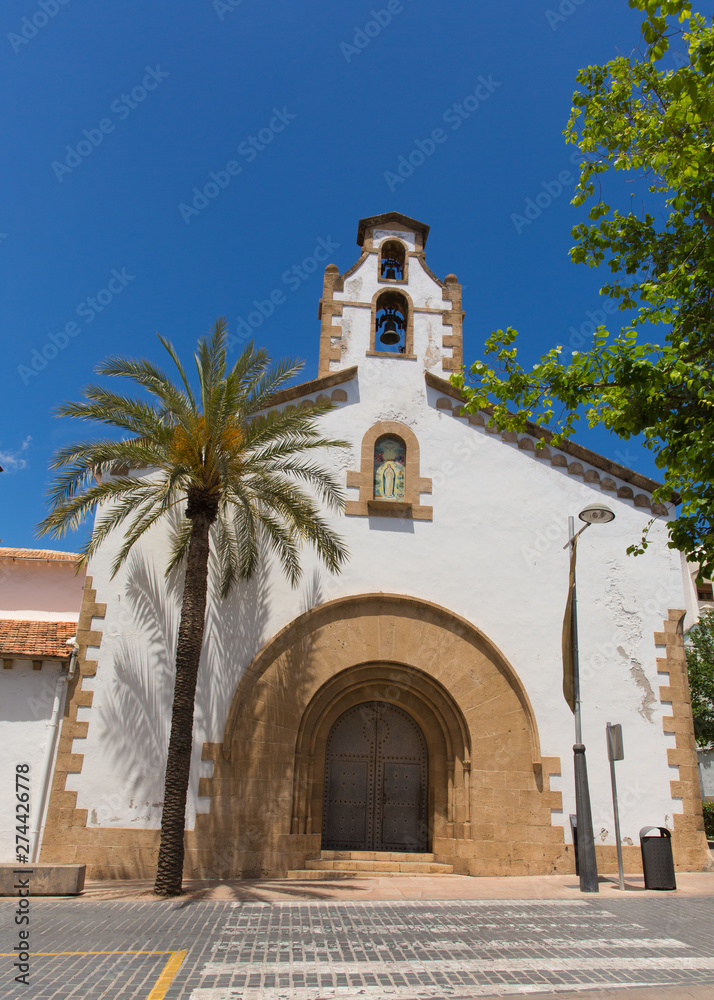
[317,211,464,377]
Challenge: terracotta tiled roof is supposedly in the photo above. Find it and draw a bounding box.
[0,620,77,660]
[0,548,81,562]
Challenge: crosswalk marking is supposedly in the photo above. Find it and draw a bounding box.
[185,899,714,1000]
[199,955,714,976]
[188,986,688,1000]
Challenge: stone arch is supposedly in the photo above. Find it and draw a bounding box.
[369,285,415,357]
[291,661,472,845]
[195,594,565,879]
[378,237,408,283]
[344,421,432,519]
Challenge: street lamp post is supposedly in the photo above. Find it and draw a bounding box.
[566,502,615,894]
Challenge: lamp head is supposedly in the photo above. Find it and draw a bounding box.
[578,502,615,524]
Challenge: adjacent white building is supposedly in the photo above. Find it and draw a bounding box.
[0,548,85,863]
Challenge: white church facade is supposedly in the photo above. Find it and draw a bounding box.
[2,212,710,879]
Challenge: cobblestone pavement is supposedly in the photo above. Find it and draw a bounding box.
[2,896,714,999]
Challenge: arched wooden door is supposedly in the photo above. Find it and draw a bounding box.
[322,701,428,852]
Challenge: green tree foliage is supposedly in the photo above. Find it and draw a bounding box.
[703,800,714,837]
[685,610,714,748]
[452,0,714,576]
[38,320,349,894]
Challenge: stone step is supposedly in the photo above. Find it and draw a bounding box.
[317,850,436,863]
[304,859,454,874]
[286,869,455,880]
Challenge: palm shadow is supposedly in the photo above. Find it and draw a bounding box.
[201,566,325,879]
[94,543,271,877]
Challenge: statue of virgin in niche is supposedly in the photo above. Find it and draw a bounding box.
[374,436,406,500]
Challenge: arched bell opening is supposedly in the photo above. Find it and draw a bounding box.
[375,290,408,354]
[379,239,406,282]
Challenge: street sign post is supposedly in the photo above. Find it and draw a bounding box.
[606,722,625,890]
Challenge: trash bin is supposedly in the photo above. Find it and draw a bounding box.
[639,826,676,890]
[569,814,579,876]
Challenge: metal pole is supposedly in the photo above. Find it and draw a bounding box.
[30,669,69,863]
[569,515,599,893]
[607,724,625,891]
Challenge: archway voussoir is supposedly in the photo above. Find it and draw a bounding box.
[462,678,524,715]
[375,613,399,661]
[303,639,347,684]
[406,620,456,675]
[398,618,428,666]
[342,614,382,661]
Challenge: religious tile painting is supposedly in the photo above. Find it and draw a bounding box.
[374,436,406,500]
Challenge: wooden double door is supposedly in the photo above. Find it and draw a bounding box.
[322,701,428,853]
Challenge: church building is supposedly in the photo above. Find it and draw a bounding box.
[2,212,710,880]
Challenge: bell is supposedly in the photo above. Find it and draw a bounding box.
[385,266,397,280]
[379,317,401,346]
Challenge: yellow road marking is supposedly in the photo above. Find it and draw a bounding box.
[0,950,187,998]
[0,950,174,956]
[147,949,187,1000]
[0,951,174,958]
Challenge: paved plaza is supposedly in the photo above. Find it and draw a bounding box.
[2,875,714,999]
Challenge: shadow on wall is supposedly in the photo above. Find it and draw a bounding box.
[95,547,271,830]
[194,569,324,878]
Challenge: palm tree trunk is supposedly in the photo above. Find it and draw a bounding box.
[154,508,213,896]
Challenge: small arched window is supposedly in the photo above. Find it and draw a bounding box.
[374,435,406,500]
[375,291,407,354]
[379,240,405,281]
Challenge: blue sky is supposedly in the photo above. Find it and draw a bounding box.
[0,0,683,549]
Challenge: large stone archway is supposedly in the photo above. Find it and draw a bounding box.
[192,594,568,878]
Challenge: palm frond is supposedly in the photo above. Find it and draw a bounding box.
[57,389,169,439]
[40,322,349,584]
[166,516,193,576]
[254,508,301,586]
[245,357,306,413]
[107,493,183,578]
[157,336,196,410]
[243,401,337,449]
[97,354,196,425]
[38,476,155,537]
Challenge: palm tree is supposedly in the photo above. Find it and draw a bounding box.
[38,319,348,895]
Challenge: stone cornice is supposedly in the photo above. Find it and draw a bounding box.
[265,366,357,407]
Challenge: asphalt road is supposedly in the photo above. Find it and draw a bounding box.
[2,895,714,999]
